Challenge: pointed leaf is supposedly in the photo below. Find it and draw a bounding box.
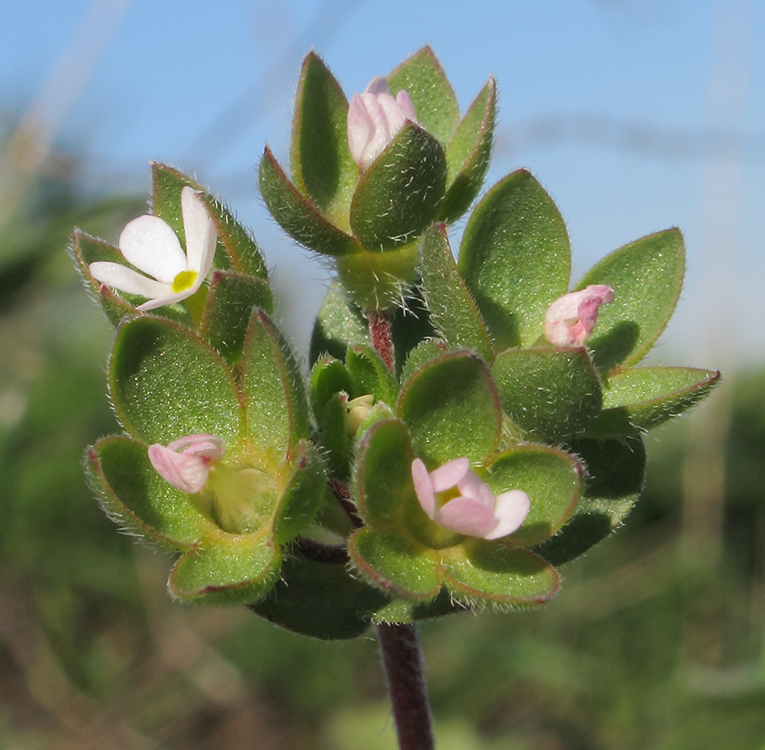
[242,310,310,459]
[259,147,362,256]
[492,348,602,441]
[485,446,582,547]
[272,441,326,544]
[348,528,441,601]
[346,344,398,405]
[420,224,493,361]
[593,366,721,433]
[534,436,646,566]
[459,170,571,349]
[110,316,243,445]
[88,437,209,550]
[200,271,273,364]
[169,535,280,606]
[315,392,353,479]
[72,230,141,325]
[576,229,685,373]
[441,541,560,606]
[399,352,502,464]
[310,356,354,409]
[349,122,446,251]
[354,419,416,528]
[152,163,269,279]
[439,76,496,223]
[387,45,461,146]
[250,555,389,639]
[290,52,357,225]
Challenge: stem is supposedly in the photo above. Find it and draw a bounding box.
[367,310,395,371]
[377,622,435,750]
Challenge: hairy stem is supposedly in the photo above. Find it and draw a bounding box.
[377,622,435,750]
[367,309,395,371]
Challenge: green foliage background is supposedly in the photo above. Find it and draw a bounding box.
[1,146,764,750]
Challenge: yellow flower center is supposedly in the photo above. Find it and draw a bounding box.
[172,270,198,293]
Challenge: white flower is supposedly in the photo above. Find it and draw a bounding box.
[148,433,226,494]
[347,76,417,169]
[89,186,217,311]
[544,285,615,347]
[411,457,530,540]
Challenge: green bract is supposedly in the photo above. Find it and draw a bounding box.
[87,313,325,606]
[259,46,496,311]
[75,51,720,640]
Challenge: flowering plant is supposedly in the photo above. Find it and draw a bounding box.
[72,46,719,748]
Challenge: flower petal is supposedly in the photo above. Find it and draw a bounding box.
[181,186,217,278]
[435,496,498,538]
[167,433,226,461]
[148,443,212,493]
[484,490,531,540]
[411,458,436,518]
[395,90,417,123]
[430,457,470,493]
[89,261,171,299]
[119,215,187,283]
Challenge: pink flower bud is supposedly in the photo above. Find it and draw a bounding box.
[347,76,417,169]
[148,433,225,494]
[411,458,530,540]
[543,285,615,347]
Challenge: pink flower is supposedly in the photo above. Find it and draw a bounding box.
[148,433,226,494]
[347,76,417,169]
[544,285,615,347]
[89,186,217,311]
[411,458,530,540]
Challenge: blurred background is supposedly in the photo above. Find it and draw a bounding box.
[1,0,765,747]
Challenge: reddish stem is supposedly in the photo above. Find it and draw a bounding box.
[377,622,435,750]
[367,310,395,371]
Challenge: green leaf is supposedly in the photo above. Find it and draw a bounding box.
[200,271,273,365]
[272,441,326,544]
[348,528,441,601]
[242,310,310,459]
[349,122,446,251]
[250,555,389,639]
[310,356,354,409]
[169,534,280,606]
[110,316,243,446]
[346,345,398,405]
[576,229,685,373]
[315,392,353,479]
[439,76,496,223]
[459,170,571,349]
[375,588,466,625]
[309,281,371,364]
[354,419,416,528]
[399,352,502,464]
[420,224,493,361]
[593,366,721,434]
[534,436,646,566]
[259,147,362,257]
[290,52,357,227]
[152,163,269,279]
[71,230,140,325]
[88,437,209,550]
[399,340,447,385]
[387,45,461,146]
[485,446,582,546]
[492,348,602,441]
[441,541,560,607]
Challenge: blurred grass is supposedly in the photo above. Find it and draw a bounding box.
[1,140,765,750]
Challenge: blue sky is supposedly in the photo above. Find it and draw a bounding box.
[2,0,763,366]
